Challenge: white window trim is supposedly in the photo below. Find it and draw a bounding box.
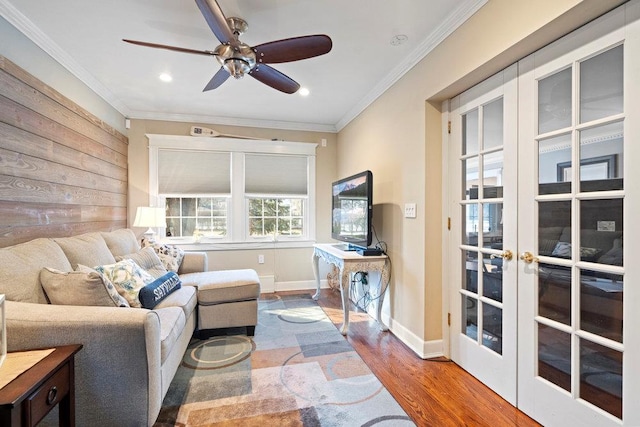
[147,134,317,248]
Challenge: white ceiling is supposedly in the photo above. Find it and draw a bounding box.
[0,0,485,132]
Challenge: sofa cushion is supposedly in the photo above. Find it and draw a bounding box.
[54,232,116,270]
[154,306,186,364]
[141,238,185,273]
[154,285,197,319]
[91,259,156,308]
[40,267,129,307]
[182,269,260,305]
[101,229,140,257]
[116,247,168,278]
[138,272,182,309]
[0,238,72,303]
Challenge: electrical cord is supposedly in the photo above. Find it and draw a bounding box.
[347,224,393,310]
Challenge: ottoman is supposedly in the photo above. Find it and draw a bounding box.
[180,269,261,337]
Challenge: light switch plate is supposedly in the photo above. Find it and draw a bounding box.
[404,203,417,218]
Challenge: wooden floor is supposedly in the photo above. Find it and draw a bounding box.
[271,289,541,427]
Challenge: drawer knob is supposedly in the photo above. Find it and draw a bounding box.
[46,386,58,405]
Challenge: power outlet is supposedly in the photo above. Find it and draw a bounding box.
[258,254,265,264]
[404,203,417,218]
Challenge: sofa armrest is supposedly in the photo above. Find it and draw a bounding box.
[179,251,208,274]
[6,301,161,426]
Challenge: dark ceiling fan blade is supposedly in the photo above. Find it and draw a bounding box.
[123,39,216,57]
[249,65,300,94]
[203,67,230,91]
[194,0,235,44]
[253,35,332,64]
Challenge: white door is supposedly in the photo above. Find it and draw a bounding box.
[517,2,640,425]
[448,64,518,404]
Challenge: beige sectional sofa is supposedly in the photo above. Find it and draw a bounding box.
[0,229,258,427]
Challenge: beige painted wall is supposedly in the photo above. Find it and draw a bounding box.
[127,119,338,284]
[336,0,626,346]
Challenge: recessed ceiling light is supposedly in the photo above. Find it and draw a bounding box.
[390,34,408,46]
[299,87,310,96]
[159,73,173,82]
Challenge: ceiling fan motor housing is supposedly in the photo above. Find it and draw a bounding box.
[214,43,256,78]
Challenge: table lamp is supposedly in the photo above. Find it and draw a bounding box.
[133,206,166,238]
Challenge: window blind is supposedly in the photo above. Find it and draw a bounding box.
[158,150,230,194]
[244,154,308,195]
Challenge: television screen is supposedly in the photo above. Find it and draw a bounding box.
[331,170,373,248]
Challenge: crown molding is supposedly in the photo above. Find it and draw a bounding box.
[129,110,338,133]
[335,0,487,131]
[0,0,131,117]
[1,0,485,135]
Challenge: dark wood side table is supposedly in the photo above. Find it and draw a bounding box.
[0,344,82,427]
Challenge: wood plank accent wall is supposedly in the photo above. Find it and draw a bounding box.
[0,55,128,248]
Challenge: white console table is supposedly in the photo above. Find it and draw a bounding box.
[311,243,390,335]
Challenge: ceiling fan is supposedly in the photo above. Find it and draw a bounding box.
[123,0,332,94]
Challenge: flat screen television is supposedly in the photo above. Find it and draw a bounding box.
[331,170,373,249]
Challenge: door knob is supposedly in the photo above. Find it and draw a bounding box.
[520,251,539,264]
[490,250,513,261]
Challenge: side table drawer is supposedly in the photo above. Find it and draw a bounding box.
[27,363,70,425]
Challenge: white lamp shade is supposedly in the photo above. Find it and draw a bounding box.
[133,207,166,235]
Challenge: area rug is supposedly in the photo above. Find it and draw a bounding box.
[154,294,415,426]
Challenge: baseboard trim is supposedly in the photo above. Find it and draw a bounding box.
[382,312,445,359]
[258,275,275,293]
[273,279,328,293]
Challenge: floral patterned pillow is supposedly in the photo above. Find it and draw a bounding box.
[91,259,156,307]
[140,238,185,273]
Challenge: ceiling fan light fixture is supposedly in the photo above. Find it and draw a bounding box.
[299,87,310,96]
[224,58,251,78]
[159,72,173,82]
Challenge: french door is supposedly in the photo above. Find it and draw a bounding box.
[517,3,640,425]
[448,64,518,405]
[447,1,640,425]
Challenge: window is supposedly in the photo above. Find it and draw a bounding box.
[244,153,309,241]
[248,198,304,237]
[147,135,316,247]
[166,197,228,238]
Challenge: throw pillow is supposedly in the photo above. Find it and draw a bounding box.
[91,259,156,308]
[141,238,185,273]
[551,242,572,258]
[551,242,601,261]
[115,247,168,279]
[138,272,182,309]
[580,246,601,260]
[40,267,129,307]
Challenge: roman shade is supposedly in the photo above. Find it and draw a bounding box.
[244,154,308,195]
[158,150,230,194]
